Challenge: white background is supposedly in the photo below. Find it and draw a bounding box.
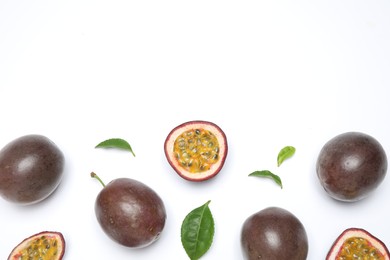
[1,1,390,259]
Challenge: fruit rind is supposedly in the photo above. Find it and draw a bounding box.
[164,120,228,182]
[241,207,308,260]
[326,228,390,260]
[95,178,167,248]
[0,134,65,205]
[316,131,387,202]
[8,231,65,260]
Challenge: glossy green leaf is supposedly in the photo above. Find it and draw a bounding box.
[277,146,295,166]
[249,170,283,189]
[95,138,135,157]
[181,200,214,260]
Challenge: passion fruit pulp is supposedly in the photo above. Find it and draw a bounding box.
[327,228,389,260]
[8,231,65,260]
[164,120,228,181]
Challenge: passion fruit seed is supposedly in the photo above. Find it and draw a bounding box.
[173,128,220,173]
[327,228,389,260]
[16,235,59,259]
[339,237,385,260]
[165,120,228,182]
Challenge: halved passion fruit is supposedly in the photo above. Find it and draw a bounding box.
[327,228,389,260]
[164,120,228,181]
[8,231,65,260]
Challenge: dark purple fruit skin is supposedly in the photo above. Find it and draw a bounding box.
[316,132,387,202]
[0,135,65,205]
[95,178,166,248]
[241,207,308,260]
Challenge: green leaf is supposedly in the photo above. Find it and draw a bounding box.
[181,200,215,260]
[95,138,135,157]
[277,146,295,166]
[249,170,283,189]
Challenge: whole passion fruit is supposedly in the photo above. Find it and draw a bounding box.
[164,120,228,182]
[316,132,387,202]
[91,173,167,248]
[8,231,65,260]
[326,228,389,260]
[241,207,309,260]
[0,134,65,205]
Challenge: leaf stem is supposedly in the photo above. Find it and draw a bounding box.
[90,172,106,187]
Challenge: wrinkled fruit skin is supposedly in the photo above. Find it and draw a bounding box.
[326,228,390,260]
[164,120,228,182]
[95,178,166,248]
[0,135,65,205]
[241,207,308,260]
[8,231,65,260]
[316,132,387,202]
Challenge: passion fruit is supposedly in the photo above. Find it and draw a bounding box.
[0,134,65,205]
[316,132,387,202]
[164,120,228,181]
[91,172,167,248]
[8,231,65,260]
[241,207,309,260]
[326,228,389,260]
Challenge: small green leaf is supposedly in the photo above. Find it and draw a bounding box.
[249,170,283,188]
[277,146,295,166]
[95,138,135,157]
[181,200,214,260]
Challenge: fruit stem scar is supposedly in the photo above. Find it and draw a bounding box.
[91,172,106,187]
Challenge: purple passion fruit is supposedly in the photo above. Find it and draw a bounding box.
[164,120,228,182]
[92,173,166,248]
[8,231,65,260]
[316,132,387,202]
[327,228,389,260]
[0,135,65,205]
[241,207,308,260]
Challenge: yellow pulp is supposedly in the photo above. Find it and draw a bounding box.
[337,237,385,260]
[14,235,59,260]
[173,128,220,173]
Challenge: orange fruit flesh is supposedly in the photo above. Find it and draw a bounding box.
[13,235,60,260]
[173,128,220,173]
[337,237,385,260]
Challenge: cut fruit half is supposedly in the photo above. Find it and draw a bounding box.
[327,228,389,260]
[8,231,65,260]
[164,120,228,182]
